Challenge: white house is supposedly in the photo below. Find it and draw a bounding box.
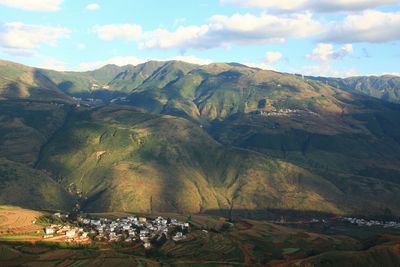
[44,227,55,235]
[66,229,77,238]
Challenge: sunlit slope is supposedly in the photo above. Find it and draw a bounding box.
[308,74,400,103]
[36,106,400,215]
[41,64,135,96]
[0,60,72,102]
[209,95,400,184]
[119,63,347,122]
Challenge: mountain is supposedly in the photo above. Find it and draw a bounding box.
[0,158,73,210]
[1,59,400,218]
[0,60,73,103]
[307,75,400,103]
[40,64,136,99]
[36,105,350,214]
[109,60,195,93]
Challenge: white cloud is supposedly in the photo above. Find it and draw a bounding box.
[323,11,400,43]
[139,13,321,50]
[76,55,213,71]
[86,3,100,10]
[307,43,353,62]
[221,0,399,12]
[38,58,67,71]
[299,65,358,78]
[170,55,213,65]
[93,24,142,41]
[140,25,210,50]
[244,62,274,70]
[383,72,400,76]
[265,51,283,63]
[0,22,70,50]
[77,56,145,71]
[244,51,283,71]
[0,0,63,12]
[1,47,37,57]
[303,43,356,77]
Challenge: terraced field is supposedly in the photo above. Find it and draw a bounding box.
[0,206,42,234]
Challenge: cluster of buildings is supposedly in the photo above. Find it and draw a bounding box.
[259,108,318,117]
[110,97,128,103]
[44,224,89,242]
[341,217,400,228]
[91,83,110,90]
[72,96,104,107]
[78,215,190,249]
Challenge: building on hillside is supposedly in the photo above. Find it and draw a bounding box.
[66,229,77,238]
[44,227,55,235]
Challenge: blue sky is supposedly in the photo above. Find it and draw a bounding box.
[0,0,399,77]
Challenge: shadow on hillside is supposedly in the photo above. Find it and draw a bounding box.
[71,90,129,102]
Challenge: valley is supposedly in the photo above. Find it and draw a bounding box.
[0,59,400,265]
[1,59,400,218]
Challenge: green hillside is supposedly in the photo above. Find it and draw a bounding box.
[0,60,72,103]
[36,106,341,214]
[0,158,73,210]
[0,59,400,218]
[35,105,400,216]
[41,64,135,97]
[121,63,349,123]
[0,101,71,166]
[307,75,400,103]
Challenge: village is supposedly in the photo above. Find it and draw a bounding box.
[340,217,400,228]
[42,213,190,249]
[275,215,400,229]
[258,108,318,117]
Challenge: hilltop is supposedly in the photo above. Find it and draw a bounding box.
[0,60,72,103]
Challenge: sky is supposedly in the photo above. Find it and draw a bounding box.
[0,0,399,77]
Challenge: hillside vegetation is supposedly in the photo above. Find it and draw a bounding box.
[0,59,400,217]
[308,75,400,103]
[0,159,73,210]
[37,106,347,214]
[0,60,72,103]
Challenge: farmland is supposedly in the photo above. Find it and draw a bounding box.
[0,206,400,266]
[0,206,42,234]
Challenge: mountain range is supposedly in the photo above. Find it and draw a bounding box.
[1,59,400,218]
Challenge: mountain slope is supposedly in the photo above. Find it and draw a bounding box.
[1,59,400,217]
[121,63,350,123]
[0,158,74,210]
[41,64,135,96]
[35,105,400,216]
[0,60,72,103]
[0,100,72,166]
[0,99,75,211]
[307,75,400,103]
